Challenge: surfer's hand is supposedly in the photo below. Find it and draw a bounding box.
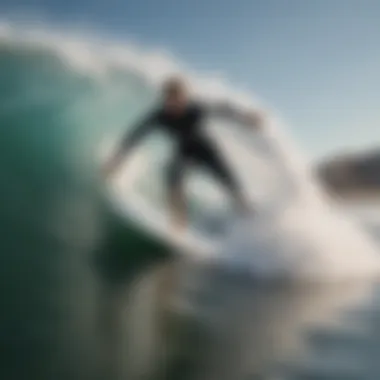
[102,155,122,179]
[246,110,265,131]
[102,161,114,179]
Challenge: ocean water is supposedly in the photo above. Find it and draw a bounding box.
[0,23,380,380]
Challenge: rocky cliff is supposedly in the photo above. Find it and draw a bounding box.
[317,148,380,197]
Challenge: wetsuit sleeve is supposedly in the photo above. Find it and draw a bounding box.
[119,110,159,155]
[103,110,160,177]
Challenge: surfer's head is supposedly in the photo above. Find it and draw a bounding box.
[162,76,189,113]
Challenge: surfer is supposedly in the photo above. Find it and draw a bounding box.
[104,76,264,233]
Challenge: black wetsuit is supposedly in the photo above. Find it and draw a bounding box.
[121,102,242,196]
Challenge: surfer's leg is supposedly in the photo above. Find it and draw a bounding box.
[197,145,251,215]
[166,155,188,233]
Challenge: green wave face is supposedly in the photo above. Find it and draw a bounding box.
[0,34,174,380]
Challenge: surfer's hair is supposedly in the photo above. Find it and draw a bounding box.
[162,76,187,97]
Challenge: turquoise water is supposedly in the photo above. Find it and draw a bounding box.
[0,37,168,380]
[1,31,380,380]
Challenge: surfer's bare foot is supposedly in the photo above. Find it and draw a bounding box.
[171,213,187,236]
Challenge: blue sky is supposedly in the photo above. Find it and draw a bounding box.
[2,0,380,158]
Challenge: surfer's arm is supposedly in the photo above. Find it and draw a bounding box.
[120,112,158,153]
[206,102,265,131]
[103,112,158,178]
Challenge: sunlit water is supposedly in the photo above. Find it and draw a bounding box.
[0,22,379,380]
[96,214,380,380]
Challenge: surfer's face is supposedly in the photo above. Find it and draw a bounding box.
[163,81,189,114]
